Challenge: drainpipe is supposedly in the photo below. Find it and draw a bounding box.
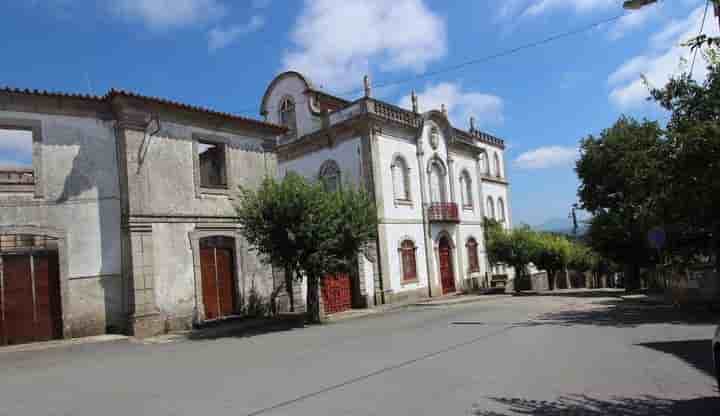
[416,123,434,298]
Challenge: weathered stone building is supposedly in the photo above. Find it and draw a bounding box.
[0,88,285,344]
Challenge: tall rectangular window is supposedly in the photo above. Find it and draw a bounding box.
[0,127,35,191]
[197,141,227,189]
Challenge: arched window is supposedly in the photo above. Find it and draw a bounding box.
[429,161,446,203]
[466,238,480,273]
[319,160,341,192]
[486,196,495,219]
[279,96,296,133]
[400,239,417,282]
[430,126,440,149]
[497,197,506,222]
[494,153,502,178]
[460,170,473,209]
[480,152,489,176]
[392,156,411,202]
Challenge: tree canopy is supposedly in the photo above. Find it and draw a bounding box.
[236,172,376,322]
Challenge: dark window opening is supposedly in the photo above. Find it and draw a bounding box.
[198,141,227,189]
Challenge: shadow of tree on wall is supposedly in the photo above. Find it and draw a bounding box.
[472,394,720,415]
[637,339,715,377]
[521,301,719,328]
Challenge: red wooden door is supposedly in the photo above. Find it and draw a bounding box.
[438,237,456,294]
[2,255,34,345]
[322,273,352,314]
[33,252,62,342]
[215,248,236,318]
[200,245,236,321]
[0,252,61,345]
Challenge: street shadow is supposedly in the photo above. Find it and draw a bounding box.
[521,301,719,328]
[637,339,715,377]
[188,316,305,341]
[472,394,720,415]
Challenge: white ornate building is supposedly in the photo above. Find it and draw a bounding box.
[262,72,512,310]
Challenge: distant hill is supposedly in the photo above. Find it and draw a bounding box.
[532,217,588,236]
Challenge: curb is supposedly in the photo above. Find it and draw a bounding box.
[0,334,129,355]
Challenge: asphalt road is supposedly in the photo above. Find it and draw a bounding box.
[1,294,718,415]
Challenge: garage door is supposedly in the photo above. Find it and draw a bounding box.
[0,251,62,346]
[199,237,237,321]
[322,273,352,315]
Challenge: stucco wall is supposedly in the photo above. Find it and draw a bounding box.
[279,137,362,186]
[0,110,124,336]
[381,223,429,294]
[376,134,423,222]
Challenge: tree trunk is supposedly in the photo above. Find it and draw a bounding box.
[548,269,556,291]
[284,265,294,312]
[565,266,572,289]
[306,274,321,323]
[624,263,641,291]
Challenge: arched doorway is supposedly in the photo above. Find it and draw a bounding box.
[199,236,237,320]
[438,236,456,294]
[0,234,62,345]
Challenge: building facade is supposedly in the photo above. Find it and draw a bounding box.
[0,87,285,344]
[264,72,513,309]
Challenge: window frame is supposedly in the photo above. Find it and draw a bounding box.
[318,159,341,192]
[192,133,232,197]
[466,237,480,273]
[399,239,418,283]
[391,154,412,205]
[486,196,495,219]
[0,118,43,198]
[494,152,502,178]
[279,96,297,134]
[460,169,473,210]
[497,197,506,222]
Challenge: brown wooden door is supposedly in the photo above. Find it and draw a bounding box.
[438,237,456,294]
[33,252,62,341]
[1,252,61,345]
[199,244,236,321]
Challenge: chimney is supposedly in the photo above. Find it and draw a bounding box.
[363,75,372,98]
[469,116,476,133]
[411,90,418,113]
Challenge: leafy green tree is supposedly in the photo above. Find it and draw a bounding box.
[236,173,376,323]
[531,233,572,290]
[486,224,540,292]
[649,49,720,269]
[576,116,665,290]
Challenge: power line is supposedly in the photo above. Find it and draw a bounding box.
[235,12,626,116]
[690,0,711,75]
[335,13,626,97]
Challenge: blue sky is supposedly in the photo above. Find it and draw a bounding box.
[1,0,716,226]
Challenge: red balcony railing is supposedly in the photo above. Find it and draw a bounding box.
[427,202,459,223]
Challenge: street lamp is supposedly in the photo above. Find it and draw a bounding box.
[622,0,657,10]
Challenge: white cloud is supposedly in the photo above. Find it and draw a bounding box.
[608,6,719,108]
[608,4,659,40]
[208,15,264,51]
[514,146,578,169]
[112,0,225,30]
[521,0,615,17]
[398,82,504,128]
[283,0,446,91]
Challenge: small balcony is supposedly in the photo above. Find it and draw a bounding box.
[427,202,459,223]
